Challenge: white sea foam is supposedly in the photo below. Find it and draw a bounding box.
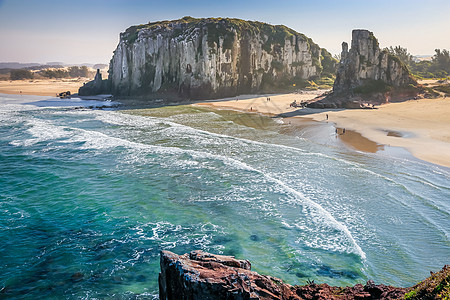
[23,115,364,259]
[19,109,363,258]
[109,110,405,185]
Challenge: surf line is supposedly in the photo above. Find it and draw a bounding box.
[186,151,367,261]
[61,120,366,260]
[260,171,366,260]
[116,110,398,182]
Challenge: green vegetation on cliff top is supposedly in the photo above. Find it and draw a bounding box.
[123,16,303,43]
[404,265,450,299]
[122,16,327,56]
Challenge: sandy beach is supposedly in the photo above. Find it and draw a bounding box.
[197,93,450,168]
[308,98,450,167]
[0,79,88,96]
[196,92,323,116]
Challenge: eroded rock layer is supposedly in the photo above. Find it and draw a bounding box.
[107,17,335,99]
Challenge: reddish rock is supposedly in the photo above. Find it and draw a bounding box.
[158,250,410,299]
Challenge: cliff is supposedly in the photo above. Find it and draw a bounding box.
[159,250,415,300]
[309,30,418,109]
[106,17,336,99]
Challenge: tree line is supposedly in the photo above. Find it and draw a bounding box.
[9,66,94,80]
[386,46,450,79]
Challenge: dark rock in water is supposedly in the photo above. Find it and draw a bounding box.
[70,272,84,282]
[308,29,419,109]
[158,250,413,299]
[250,234,260,241]
[78,69,110,96]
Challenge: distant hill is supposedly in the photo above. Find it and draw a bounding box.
[0,62,108,70]
[0,62,42,69]
[413,55,433,62]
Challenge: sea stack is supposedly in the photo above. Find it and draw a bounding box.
[309,29,419,109]
[103,17,336,99]
[78,69,109,96]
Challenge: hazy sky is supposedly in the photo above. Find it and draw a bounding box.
[0,0,449,64]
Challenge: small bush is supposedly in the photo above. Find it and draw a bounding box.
[40,68,69,78]
[68,66,90,77]
[292,61,305,67]
[271,60,283,72]
[404,290,417,299]
[433,84,450,96]
[353,79,391,94]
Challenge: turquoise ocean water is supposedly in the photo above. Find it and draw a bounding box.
[0,93,449,298]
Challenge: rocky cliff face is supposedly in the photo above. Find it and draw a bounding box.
[159,250,409,299]
[309,30,418,108]
[334,30,416,93]
[107,17,335,99]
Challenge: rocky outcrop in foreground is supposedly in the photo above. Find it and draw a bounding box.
[104,17,336,99]
[159,250,427,299]
[308,30,419,109]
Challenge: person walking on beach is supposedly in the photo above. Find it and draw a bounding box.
[343,128,346,134]
[326,114,328,120]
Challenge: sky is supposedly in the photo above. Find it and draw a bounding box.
[0,0,449,64]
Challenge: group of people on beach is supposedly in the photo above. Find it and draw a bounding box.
[335,128,346,135]
[290,100,306,108]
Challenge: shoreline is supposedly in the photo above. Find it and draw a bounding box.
[196,93,450,168]
[304,99,450,168]
[2,82,449,168]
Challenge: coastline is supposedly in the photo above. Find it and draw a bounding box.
[2,81,449,168]
[196,93,450,168]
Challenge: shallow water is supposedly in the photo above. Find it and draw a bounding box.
[0,94,449,298]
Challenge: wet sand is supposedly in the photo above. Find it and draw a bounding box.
[197,94,450,168]
[307,98,450,167]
